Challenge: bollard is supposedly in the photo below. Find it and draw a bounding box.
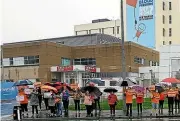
[17,106,21,120]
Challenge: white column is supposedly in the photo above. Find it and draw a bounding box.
[78,72,83,87]
[63,72,66,83]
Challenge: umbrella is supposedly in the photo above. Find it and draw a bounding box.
[80,86,102,97]
[41,85,58,93]
[120,80,136,87]
[86,79,103,84]
[104,88,118,93]
[44,82,53,86]
[131,85,144,92]
[54,82,74,92]
[13,79,33,86]
[155,86,164,93]
[34,82,42,87]
[162,78,180,83]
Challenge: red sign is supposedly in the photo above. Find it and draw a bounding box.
[57,66,73,72]
[85,66,96,72]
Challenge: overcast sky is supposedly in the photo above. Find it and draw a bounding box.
[1,0,120,44]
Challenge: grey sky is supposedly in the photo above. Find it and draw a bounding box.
[2,0,120,43]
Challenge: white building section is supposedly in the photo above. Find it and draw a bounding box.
[139,45,180,86]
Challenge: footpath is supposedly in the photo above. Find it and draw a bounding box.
[2,107,180,121]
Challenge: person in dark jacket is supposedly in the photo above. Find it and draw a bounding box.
[167,88,176,115]
[62,88,70,116]
[30,89,39,118]
[175,87,180,112]
[37,87,42,110]
[43,90,49,110]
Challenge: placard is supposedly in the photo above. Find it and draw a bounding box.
[16,95,24,102]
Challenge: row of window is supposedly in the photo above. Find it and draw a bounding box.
[73,58,96,65]
[163,41,172,45]
[75,26,120,35]
[134,56,159,66]
[162,15,172,24]
[163,1,172,11]
[1,55,39,67]
[163,28,172,37]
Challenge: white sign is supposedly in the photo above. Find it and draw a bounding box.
[24,89,31,94]
[16,96,24,102]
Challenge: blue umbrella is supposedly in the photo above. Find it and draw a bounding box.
[86,79,103,84]
[13,79,33,86]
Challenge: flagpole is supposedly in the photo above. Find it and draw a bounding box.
[120,0,126,111]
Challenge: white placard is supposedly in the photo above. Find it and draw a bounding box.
[24,89,31,94]
[43,92,52,98]
[16,96,25,102]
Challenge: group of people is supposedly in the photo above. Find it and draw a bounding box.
[17,85,180,118]
[106,86,180,117]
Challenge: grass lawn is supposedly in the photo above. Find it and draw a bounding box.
[68,98,169,110]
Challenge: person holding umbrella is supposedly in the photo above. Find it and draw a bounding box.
[84,91,94,117]
[18,88,29,118]
[104,87,118,117]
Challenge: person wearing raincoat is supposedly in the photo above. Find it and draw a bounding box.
[159,91,166,114]
[48,91,56,117]
[125,87,134,117]
[30,88,39,118]
[135,90,144,115]
[108,91,118,117]
[174,87,180,111]
[150,89,160,116]
[167,87,176,115]
[73,88,82,114]
[62,88,70,115]
[18,88,29,118]
[84,91,94,117]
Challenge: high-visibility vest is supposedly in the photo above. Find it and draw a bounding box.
[151,92,160,104]
[167,90,176,97]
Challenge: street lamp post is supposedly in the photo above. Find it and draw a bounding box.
[120,0,126,111]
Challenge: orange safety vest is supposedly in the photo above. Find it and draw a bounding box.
[167,90,176,97]
[151,92,160,104]
[125,91,134,104]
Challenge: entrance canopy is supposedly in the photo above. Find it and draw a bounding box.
[51,65,100,73]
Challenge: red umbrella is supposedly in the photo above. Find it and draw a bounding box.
[162,78,180,83]
[126,0,137,7]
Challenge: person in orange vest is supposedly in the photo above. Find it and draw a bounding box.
[135,90,144,115]
[18,88,29,118]
[159,91,166,114]
[174,87,180,111]
[167,87,176,115]
[108,91,118,117]
[125,87,134,117]
[150,89,160,116]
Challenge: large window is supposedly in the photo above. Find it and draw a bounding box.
[73,58,96,65]
[61,58,71,66]
[98,81,105,86]
[24,55,39,65]
[169,2,172,10]
[169,15,172,24]
[134,57,144,64]
[110,81,117,86]
[9,57,13,66]
[169,28,172,37]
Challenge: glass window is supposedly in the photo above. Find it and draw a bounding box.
[169,28,172,37]
[98,81,105,86]
[163,15,165,24]
[110,81,117,86]
[169,41,172,45]
[169,2,172,10]
[117,26,119,34]
[163,2,165,10]
[163,28,165,37]
[163,41,165,45]
[113,27,115,34]
[169,15,172,24]
[61,58,71,66]
[81,58,88,65]
[9,57,13,65]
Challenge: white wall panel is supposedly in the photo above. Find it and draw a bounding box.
[13,57,24,66]
[3,58,10,66]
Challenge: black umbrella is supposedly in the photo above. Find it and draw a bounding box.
[80,86,102,97]
[155,86,164,93]
[104,88,118,93]
[120,80,136,87]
